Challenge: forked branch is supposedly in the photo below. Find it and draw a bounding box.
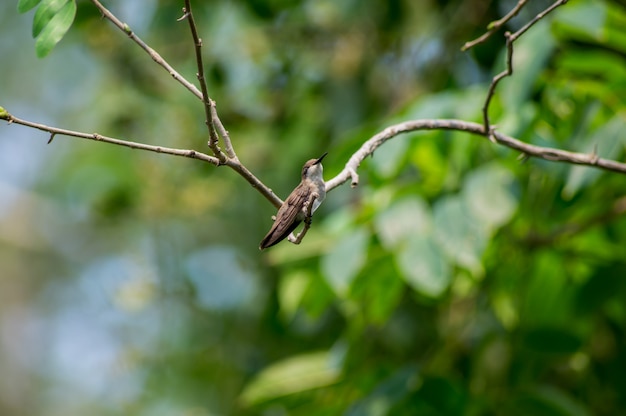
[461,0,528,51]
[2,0,622,233]
[481,0,569,137]
[89,0,281,208]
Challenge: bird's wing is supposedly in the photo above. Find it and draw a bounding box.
[259,186,307,249]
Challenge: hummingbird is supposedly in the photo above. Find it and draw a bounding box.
[259,152,327,250]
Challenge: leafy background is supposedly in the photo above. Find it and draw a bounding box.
[1,0,626,415]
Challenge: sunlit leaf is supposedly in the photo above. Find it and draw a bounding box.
[32,0,68,37]
[239,351,342,406]
[321,227,369,297]
[563,115,626,198]
[553,0,606,41]
[18,0,42,13]
[34,0,76,58]
[558,50,626,84]
[433,195,486,274]
[398,234,450,297]
[462,163,518,230]
[374,196,432,249]
[278,271,311,322]
[370,135,409,179]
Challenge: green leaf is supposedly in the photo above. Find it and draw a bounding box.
[522,327,582,355]
[521,252,571,326]
[278,271,311,322]
[563,115,626,198]
[350,256,403,324]
[346,366,419,416]
[433,195,486,274]
[553,0,606,41]
[462,163,518,230]
[511,386,591,416]
[32,0,68,37]
[558,50,626,84]
[239,351,342,406]
[415,376,467,414]
[524,386,591,416]
[18,0,42,13]
[321,227,369,297]
[370,135,409,179]
[374,195,432,249]
[34,0,76,58]
[398,234,450,297]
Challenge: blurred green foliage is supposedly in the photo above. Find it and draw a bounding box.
[1,0,626,415]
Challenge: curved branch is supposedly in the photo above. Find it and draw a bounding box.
[325,119,626,192]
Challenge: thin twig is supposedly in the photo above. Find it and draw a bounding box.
[180,2,227,161]
[461,0,528,51]
[226,160,282,209]
[1,109,283,208]
[90,0,202,100]
[87,0,280,207]
[2,110,220,164]
[178,2,235,159]
[509,0,569,42]
[324,118,626,191]
[481,0,569,137]
[482,30,514,139]
[211,102,236,160]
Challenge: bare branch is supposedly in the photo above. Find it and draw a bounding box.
[325,119,626,192]
[86,1,281,208]
[90,0,202,100]
[509,0,569,42]
[180,1,230,161]
[180,3,236,160]
[211,103,236,159]
[481,0,569,136]
[461,0,528,51]
[0,108,284,208]
[226,161,282,209]
[482,30,513,137]
[4,0,612,223]
[2,110,219,164]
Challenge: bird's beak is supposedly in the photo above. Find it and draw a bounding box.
[314,152,328,165]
